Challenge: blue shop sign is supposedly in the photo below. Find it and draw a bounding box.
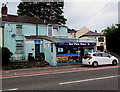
[56,42,96,46]
[34,40,41,44]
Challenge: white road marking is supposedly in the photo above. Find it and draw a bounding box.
[2,88,18,91]
[8,88,18,90]
[59,75,120,85]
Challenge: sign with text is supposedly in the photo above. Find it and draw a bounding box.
[56,42,96,46]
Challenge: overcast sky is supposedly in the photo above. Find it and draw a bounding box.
[0,0,119,33]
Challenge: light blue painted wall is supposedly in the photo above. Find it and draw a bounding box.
[23,24,36,36]
[4,23,16,56]
[24,40,35,60]
[52,44,57,66]
[38,25,47,35]
[59,27,68,37]
[42,40,52,65]
[4,22,68,62]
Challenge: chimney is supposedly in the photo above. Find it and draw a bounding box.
[1,3,8,17]
[95,30,97,33]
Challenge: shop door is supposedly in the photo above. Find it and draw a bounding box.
[78,47,84,62]
[100,46,104,52]
[35,44,40,58]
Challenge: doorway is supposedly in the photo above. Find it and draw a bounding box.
[78,47,84,63]
[35,44,40,59]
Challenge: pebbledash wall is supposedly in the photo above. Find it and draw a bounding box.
[3,16,67,66]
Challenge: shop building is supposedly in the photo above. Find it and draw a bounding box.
[1,4,98,66]
[55,41,96,65]
[76,26,106,52]
[78,31,106,52]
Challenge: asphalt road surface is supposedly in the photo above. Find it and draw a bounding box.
[2,66,120,91]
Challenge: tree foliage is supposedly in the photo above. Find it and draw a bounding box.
[102,24,120,55]
[17,2,67,24]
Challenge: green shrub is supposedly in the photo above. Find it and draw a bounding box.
[2,47,13,65]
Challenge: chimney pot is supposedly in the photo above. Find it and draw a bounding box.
[1,3,8,16]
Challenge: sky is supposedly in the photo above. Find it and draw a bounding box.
[0,0,119,33]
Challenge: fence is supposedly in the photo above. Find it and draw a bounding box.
[10,56,26,62]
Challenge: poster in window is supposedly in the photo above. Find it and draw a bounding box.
[44,43,50,48]
[58,48,63,52]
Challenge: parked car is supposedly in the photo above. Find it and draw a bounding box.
[82,52,119,67]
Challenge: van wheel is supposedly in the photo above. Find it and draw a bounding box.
[92,62,98,67]
[112,60,117,66]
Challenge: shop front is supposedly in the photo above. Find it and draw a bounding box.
[55,42,96,65]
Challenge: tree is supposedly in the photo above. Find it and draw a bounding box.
[17,2,67,25]
[2,47,13,65]
[102,24,120,55]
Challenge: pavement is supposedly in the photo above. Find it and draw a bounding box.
[1,64,83,75]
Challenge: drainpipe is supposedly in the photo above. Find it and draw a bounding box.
[2,22,4,47]
[36,21,38,36]
[1,3,8,47]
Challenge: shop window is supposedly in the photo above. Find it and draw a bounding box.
[89,37,96,39]
[16,41,23,54]
[16,25,22,35]
[98,37,104,42]
[58,48,63,52]
[57,46,78,54]
[97,46,104,52]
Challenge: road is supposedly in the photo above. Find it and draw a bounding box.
[1,65,120,91]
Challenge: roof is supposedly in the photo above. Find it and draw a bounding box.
[2,14,59,25]
[76,26,90,38]
[68,29,77,33]
[79,31,105,38]
[25,35,77,43]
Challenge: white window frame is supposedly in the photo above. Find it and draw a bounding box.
[16,41,23,54]
[47,25,52,36]
[52,27,59,36]
[16,25,22,35]
[98,37,104,42]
